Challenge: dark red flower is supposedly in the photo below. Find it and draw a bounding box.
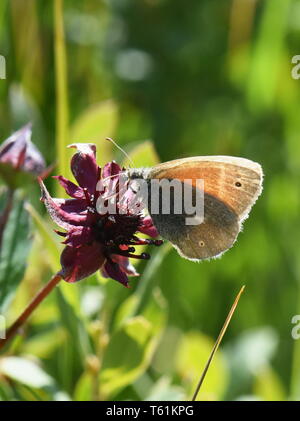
[0,124,46,179]
[39,143,162,287]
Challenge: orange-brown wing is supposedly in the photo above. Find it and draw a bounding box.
[147,156,263,260]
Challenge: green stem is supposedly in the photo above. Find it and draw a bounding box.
[54,0,69,191]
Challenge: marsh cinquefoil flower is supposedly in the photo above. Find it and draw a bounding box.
[39,143,162,287]
[0,124,46,182]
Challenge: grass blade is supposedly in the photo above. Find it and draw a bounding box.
[191,285,245,401]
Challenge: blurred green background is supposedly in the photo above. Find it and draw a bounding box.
[0,0,300,401]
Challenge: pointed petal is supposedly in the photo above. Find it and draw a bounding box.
[39,163,56,181]
[0,124,29,169]
[98,161,123,203]
[102,161,122,178]
[60,243,105,283]
[55,198,87,214]
[39,179,87,229]
[138,215,159,238]
[68,143,96,156]
[68,143,99,194]
[101,259,129,287]
[64,226,93,247]
[111,254,139,276]
[53,176,84,199]
[54,230,67,237]
[23,138,46,175]
[0,123,46,175]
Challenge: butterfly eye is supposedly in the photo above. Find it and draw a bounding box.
[199,240,205,247]
[235,181,242,187]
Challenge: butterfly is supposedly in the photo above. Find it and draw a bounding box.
[126,156,263,261]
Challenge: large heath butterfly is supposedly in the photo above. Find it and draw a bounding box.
[126,156,263,261]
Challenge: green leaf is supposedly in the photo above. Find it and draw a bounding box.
[25,203,61,272]
[0,0,7,41]
[142,287,168,336]
[122,140,160,168]
[114,243,172,326]
[21,327,66,359]
[26,208,82,330]
[254,367,286,401]
[113,294,139,329]
[0,356,54,389]
[175,331,229,401]
[70,100,118,168]
[145,377,185,401]
[55,286,93,393]
[225,327,278,378]
[0,162,34,189]
[246,0,291,110]
[80,286,104,318]
[56,287,92,359]
[74,371,95,401]
[0,191,32,313]
[0,381,14,401]
[100,316,159,398]
[0,356,71,401]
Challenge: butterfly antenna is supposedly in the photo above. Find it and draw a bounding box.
[106,137,134,168]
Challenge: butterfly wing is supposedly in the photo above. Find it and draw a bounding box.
[147,156,263,260]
